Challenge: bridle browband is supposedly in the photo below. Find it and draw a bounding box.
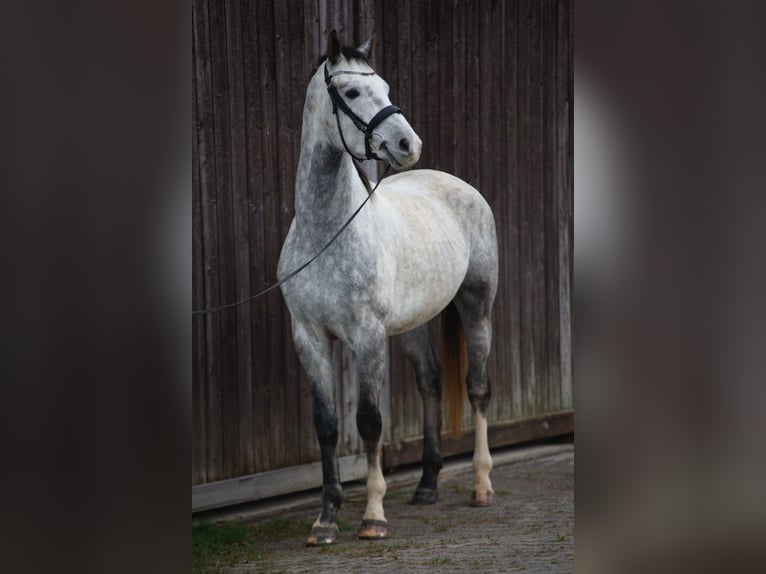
[324,63,402,161]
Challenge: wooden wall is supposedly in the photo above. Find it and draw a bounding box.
[193,0,573,500]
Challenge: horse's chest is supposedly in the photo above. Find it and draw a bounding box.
[280,237,379,315]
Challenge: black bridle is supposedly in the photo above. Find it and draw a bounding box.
[324,64,402,161]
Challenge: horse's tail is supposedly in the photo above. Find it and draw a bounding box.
[441,302,467,439]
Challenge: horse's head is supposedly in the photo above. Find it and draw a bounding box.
[314,30,422,169]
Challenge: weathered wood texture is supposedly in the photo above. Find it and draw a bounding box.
[193,0,573,492]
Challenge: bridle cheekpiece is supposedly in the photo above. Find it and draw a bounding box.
[324,63,402,161]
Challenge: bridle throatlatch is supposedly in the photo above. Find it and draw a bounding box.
[324,64,403,161]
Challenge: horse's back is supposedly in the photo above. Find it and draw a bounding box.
[376,168,497,260]
[377,169,490,211]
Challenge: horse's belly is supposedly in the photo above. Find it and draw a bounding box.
[382,246,469,336]
[385,290,459,336]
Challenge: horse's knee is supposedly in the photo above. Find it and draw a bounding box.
[313,395,339,447]
[356,401,382,442]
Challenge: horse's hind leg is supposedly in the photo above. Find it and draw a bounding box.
[397,325,443,504]
[292,323,343,545]
[455,282,496,507]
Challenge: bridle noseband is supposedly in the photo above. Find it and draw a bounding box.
[324,63,402,161]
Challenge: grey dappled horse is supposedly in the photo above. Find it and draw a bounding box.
[278,31,498,546]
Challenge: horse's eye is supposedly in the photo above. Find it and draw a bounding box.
[345,89,360,99]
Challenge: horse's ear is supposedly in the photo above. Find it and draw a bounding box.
[328,29,341,64]
[357,33,375,61]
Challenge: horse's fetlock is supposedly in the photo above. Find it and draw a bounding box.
[425,451,443,473]
[324,485,343,508]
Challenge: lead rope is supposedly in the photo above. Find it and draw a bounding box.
[192,163,391,316]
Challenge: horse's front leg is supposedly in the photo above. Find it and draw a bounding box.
[353,334,389,540]
[292,323,342,546]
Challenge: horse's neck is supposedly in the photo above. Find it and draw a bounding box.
[294,99,367,234]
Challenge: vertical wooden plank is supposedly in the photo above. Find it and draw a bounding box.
[542,0,561,413]
[421,1,439,170]
[464,0,480,188]
[504,0,523,420]
[381,2,399,122]
[451,0,467,181]
[516,0,537,418]
[529,0,548,415]
[192,26,207,485]
[318,0,328,41]
[209,0,242,479]
[557,0,573,409]
[355,0,376,47]
[396,0,412,127]
[493,0,510,425]
[437,0,454,175]
[408,0,425,163]
[321,0,350,40]
[305,0,320,65]
[254,0,281,472]
[240,0,271,475]
[222,0,255,478]
[340,0,353,39]
[193,0,225,483]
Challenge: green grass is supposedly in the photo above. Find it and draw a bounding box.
[383,487,410,500]
[449,483,473,495]
[192,517,312,574]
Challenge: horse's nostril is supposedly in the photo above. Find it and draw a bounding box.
[398,138,410,152]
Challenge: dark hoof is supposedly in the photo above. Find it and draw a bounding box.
[357,519,389,540]
[470,490,495,507]
[410,487,438,505]
[306,524,338,546]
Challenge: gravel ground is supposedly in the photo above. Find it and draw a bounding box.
[226,444,573,573]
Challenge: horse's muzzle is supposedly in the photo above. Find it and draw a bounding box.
[377,131,422,169]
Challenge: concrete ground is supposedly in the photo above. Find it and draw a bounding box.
[221,441,573,573]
